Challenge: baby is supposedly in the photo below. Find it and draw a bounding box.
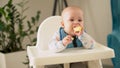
[49,6,95,53]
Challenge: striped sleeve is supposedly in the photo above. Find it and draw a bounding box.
[78,32,95,49]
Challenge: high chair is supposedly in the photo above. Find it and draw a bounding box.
[27,16,115,68]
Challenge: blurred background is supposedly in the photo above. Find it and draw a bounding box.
[0,0,113,68]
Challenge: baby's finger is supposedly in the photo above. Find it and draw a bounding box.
[67,35,73,41]
[66,37,71,41]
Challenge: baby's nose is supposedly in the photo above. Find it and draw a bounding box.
[73,23,80,27]
[73,23,80,25]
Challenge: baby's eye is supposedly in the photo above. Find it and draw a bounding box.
[78,19,82,22]
[70,19,74,21]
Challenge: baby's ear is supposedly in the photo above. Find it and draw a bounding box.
[61,22,64,28]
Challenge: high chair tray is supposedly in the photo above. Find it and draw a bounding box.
[27,42,114,68]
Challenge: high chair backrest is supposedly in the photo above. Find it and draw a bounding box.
[36,16,62,50]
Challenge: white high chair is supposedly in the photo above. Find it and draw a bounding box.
[27,16,115,68]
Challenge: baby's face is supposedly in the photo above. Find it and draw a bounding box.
[62,9,84,36]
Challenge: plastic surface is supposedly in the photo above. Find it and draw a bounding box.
[27,42,114,66]
[27,16,115,68]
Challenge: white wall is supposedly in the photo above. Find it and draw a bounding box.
[22,0,112,46]
[0,0,113,66]
[0,0,112,46]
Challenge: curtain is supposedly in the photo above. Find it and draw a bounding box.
[107,0,120,68]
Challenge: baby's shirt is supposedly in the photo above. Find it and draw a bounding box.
[49,28,95,52]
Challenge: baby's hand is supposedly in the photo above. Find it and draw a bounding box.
[62,35,73,46]
[73,26,83,36]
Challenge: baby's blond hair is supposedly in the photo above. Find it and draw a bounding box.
[61,6,83,17]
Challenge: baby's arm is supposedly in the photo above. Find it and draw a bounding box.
[49,31,66,52]
[78,32,95,49]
